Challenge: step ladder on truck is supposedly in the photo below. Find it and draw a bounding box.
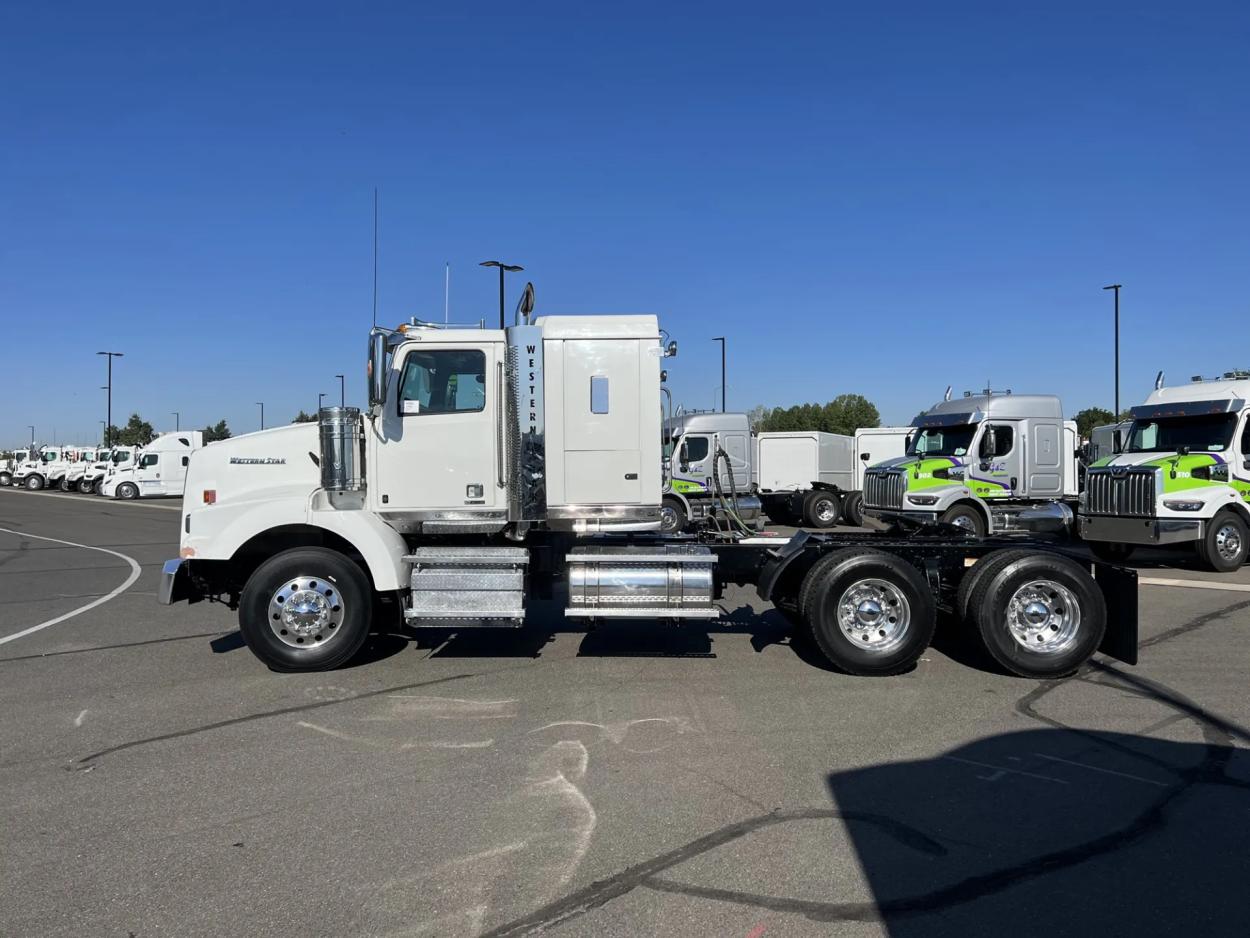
[159,286,1139,680]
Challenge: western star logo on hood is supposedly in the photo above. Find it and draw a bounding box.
[229,456,287,465]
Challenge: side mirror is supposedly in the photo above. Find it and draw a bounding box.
[665,340,678,358]
[679,440,689,469]
[367,331,387,408]
[1243,458,1250,471]
[904,433,914,451]
[1078,442,1092,463]
[980,427,997,459]
[860,452,870,461]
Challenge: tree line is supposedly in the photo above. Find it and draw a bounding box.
[101,414,235,446]
[748,394,882,435]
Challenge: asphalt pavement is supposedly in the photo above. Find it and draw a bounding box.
[2,487,1249,937]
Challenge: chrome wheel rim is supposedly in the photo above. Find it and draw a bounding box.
[950,514,976,532]
[1214,523,1244,562]
[1006,579,1080,653]
[815,498,837,524]
[836,578,910,653]
[659,505,681,533]
[269,576,343,648]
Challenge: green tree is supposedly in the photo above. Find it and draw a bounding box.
[1074,407,1115,438]
[202,420,232,443]
[746,405,772,430]
[292,410,317,423]
[822,394,880,435]
[109,413,155,446]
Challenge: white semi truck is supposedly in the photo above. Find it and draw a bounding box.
[0,449,30,487]
[160,298,1138,680]
[82,446,137,494]
[861,390,1079,537]
[1079,371,1250,571]
[60,447,103,491]
[754,427,911,528]
[101,431,204,499]
[13,446,72,490]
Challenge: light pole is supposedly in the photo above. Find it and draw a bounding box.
[1103,284,1122,419]
[713,337,726,412]
[97,351,124,447]
[257,402,265,431]
[335,374,345,407]
[318,392,326,412]
[479,260,524,329]
[28,425,35,447]
[171,411,180,431]
[99,421,106,444]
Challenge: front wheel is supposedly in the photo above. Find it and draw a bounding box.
[238,547,373,671]
[659,496,687,534]
[940,504,985,537]
[0,472,11,487]
[116,482,139,500]
[967,552,1106,678]
[1197,511,1249,572]
[59,478,72,492]
[25,474,45,491]
[78,479,94,494]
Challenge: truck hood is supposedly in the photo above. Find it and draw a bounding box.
[1089,450,1247,497]
[867,455,970,497]
[185,423,320,507]
[1091,451,1225,470]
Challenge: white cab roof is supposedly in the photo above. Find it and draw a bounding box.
[1145,378,1250,406]
[534,315,659,339]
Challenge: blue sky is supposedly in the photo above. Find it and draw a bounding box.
[2,1,1248,446]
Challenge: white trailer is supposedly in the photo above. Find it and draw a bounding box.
[754,427,912,528]
[101,432,204,499]
[159,295,1138,682]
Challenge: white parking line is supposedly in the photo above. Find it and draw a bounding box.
[1139,576,1250,594]
[0,527,142,647]
[0,488,182,510]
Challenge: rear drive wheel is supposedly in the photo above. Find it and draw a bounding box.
[802,490,842,529]
[800,549,935,675]
[1088,540,1135,563]
[955,548,1036,624]
[968,552,1105,678]
[940,504,985,537]
[842,492,864,528]
[238,547,373,671]
[116,482,139,500]
[1197,511,1249,572]
[659,496,687,534]
[25,474,45,491]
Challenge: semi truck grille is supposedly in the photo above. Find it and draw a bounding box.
[863,469,906,510]
[1084,468,1157,517]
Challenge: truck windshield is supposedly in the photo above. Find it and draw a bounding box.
[1126,414,1237,453]
[908,425,977,457]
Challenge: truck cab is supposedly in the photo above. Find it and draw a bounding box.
[861,391,1078,537]
[0,449,30,486]
[1079,372,1250,571]
[14,446,70,491]
[102,432,204,500]
[61,447,102,491]
[660,411,756,532]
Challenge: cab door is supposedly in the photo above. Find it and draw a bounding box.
[137,452,161,494]
[968,422,1021,499]
[674,434,712,496]
[373,340,504,516]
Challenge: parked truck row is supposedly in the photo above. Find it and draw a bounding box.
[2,432,203,498]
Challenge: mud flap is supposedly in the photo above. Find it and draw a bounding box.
[1092,561,1138,665]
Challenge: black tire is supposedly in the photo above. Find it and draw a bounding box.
[116,482,139,500]
[802,490,842,529]
[0,472,11,487]
[800,549,936,675]
[1088,540,1135,563]
[59,478,72,492]
[968,552,1106,678]
[238,547,373,672]
[940,503,985,537]
[660,496,687,534]
[842,492,864,528]
[92,479,104,495]
[1196,510,1249,573]
[78,479,94,494]
[955,548,1037,624]
[25,474,45,491]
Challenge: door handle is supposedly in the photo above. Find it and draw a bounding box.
[496,360,507,489]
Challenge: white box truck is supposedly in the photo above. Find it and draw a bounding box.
[158,295,1137,681]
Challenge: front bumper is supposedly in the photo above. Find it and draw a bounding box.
[1079,514,1202,546]
[159,559,192,605]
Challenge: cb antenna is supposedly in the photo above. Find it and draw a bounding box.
[372,187,379,327]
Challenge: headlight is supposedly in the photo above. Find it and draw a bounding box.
[908,494,939,505]
[1162,499,1204,512]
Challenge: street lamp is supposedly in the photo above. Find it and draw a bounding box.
[28,425,35,447]
[99,421,106,444]
[335,374,345,407]
[171,411,180,431]
[479,260,524,329]
[713,337,726,412]
[97,351,123,447]
[318,392,326,412]
[256,402,265,431]
[1103,284,1122,420]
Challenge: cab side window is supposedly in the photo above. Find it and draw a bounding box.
[683,436,710,463]
[141,454,158,468]
[980,425,1014,458]
[398,349,486,416]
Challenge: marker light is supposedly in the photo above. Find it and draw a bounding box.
[203,489,217,505]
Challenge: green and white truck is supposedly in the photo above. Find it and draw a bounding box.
[1079,371,1250,571]
[861,389,1079,537]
